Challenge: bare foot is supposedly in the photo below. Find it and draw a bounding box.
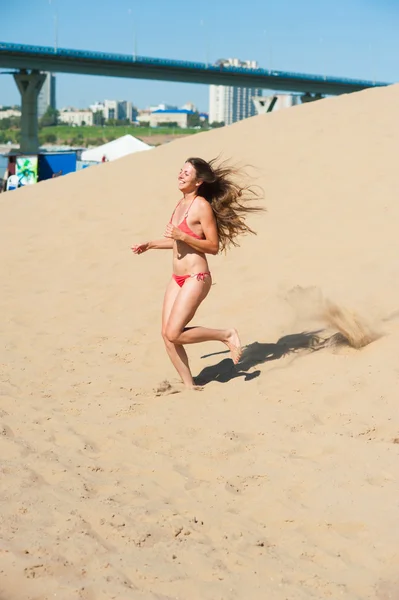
[186,385,204,391]
[225,329,242,365]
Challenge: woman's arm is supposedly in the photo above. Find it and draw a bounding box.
[164,199,219,255]
[132,238,173,254]
[149,238,174,249]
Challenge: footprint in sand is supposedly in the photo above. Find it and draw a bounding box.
[224,474,269,495]
[113,403,146,417]
[0,423,14,438]
[154,380,181,396]
[154,380,204,396]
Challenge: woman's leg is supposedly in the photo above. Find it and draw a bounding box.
[161,278,198,387]
[165,277,242,366]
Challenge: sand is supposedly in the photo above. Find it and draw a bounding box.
[1,83,399,600]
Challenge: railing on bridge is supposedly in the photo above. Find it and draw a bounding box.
[0,41,387,89]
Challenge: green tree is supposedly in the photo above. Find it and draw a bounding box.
[39,106,59,127]
[209,121,225,128]
[0,116,21,130]
[93,111,105,126]
[187,112,201,128]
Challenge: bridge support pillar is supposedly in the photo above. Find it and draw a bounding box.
[13,70,46,154]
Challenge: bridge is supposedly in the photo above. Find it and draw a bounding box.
[0,41,391,153]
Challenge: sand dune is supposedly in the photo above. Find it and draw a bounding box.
[1,84,399,599]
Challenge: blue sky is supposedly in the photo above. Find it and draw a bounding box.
[1,0,399,112]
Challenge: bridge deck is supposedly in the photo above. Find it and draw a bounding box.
[0,42,390,95]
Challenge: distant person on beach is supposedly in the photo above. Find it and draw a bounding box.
[132,157,262,389]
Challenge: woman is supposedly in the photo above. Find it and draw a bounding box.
[132,157,261,390]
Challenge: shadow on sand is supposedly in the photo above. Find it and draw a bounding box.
[194,330,345,386]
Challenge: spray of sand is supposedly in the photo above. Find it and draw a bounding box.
[321,300,381,349]
[286,286,381,349]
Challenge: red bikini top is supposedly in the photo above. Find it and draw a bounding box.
[169,197,203,240]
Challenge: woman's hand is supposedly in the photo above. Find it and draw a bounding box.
[131,242,150,255]
[164,223,185,242]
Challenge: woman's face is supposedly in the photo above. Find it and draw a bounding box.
[178,162,200,193]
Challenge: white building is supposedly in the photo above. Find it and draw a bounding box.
[104,100,118,120]
[89,100,135,122]
[38,73,56,119]
[209,86,226,124]
[89,100,118,121]
[136,109,152,124]
[209,58,262,126]
[181,101,197,112]
[59,109,93,126]
[90,101,105,114]
[149,109,193,128]
[137,104,178,125]
[118,100,134,121]
[0,108,21,120]
[149,103,177,112]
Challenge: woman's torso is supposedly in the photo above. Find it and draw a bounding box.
[170,197,209,275]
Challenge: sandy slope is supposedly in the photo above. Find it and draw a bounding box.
[1,83,399,600]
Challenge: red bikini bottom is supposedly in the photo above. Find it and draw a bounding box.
[172,272,211,288]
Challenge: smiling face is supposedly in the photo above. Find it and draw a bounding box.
[177,162,202,194]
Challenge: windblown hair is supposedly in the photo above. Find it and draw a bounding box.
[186,157,264,253]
